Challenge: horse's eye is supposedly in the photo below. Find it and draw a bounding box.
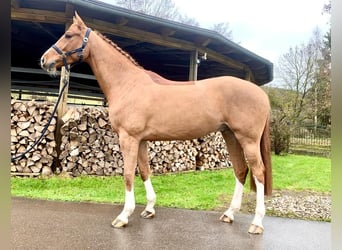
[65,34,72,39]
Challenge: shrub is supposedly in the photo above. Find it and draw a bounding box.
[270,111,291,155]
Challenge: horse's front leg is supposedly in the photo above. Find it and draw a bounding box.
[112,132,140,228]
[138,140,156,219]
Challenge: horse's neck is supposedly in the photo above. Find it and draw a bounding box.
[85,32,148,101]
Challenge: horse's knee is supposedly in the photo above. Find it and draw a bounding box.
[124,173,135,191]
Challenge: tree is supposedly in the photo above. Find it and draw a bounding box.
[305,1,331,129]
[113,0,236,36]
[210,22,233,40]
[113,0,198,25]
[276,29,324,126]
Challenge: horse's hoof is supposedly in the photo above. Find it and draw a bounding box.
[140,210,155,219]
[111,218,127,228]
[248,224,264,234]
[220,214,233,223]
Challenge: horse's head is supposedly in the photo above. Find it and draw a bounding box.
[40,12,91,75]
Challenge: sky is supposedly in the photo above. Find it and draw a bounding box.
[100,0,330,84]
[172,0,330,63]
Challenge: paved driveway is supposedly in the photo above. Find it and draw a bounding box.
[11,197,330,249]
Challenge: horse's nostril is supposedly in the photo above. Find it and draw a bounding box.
[40,57,46,67]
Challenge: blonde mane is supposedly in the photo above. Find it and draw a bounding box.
[94,30,142,68]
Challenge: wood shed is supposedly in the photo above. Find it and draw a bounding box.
[11,0,273,101]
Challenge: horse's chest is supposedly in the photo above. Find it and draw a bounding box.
[108,107,146,135]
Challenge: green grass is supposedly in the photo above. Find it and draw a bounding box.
[271,154,330,192]
[11,154,331,210]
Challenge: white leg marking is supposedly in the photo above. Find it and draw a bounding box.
[252,176,265,228]
[117,188,135,224]
[144,178,156,213]
[224,176,244,221]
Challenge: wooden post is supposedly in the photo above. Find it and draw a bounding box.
[54,66,69,171]
[57,66,69,119]
[189,50,198,81]
[245,68,254,82]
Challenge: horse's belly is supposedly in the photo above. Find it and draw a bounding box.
[144,111,221,141]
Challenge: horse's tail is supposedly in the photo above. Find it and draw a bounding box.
[250,114,273,196]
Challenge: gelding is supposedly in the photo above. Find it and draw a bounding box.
[40,13,272,234]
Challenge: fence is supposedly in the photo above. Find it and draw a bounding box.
[290,126,331,157]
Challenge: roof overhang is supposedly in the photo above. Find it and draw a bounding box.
[11,0,273,97]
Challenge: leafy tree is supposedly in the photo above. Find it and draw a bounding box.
[276,29,325,126]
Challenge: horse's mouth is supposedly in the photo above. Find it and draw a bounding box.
[41,62,58,77]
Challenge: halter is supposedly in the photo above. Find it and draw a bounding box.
[52,27,92,71]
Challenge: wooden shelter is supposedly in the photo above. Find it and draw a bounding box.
[11,0,273,100]
[11,0,274,171]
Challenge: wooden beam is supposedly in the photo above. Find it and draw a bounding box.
[11,7,247,72]
[116,17,129,26]
[11,0,20,9]
[245,67,255,82]
[88,18,246,71]
[11,8,69,24]
[195,37,212,47]
[160,27,176,37]
[189,50,198,81]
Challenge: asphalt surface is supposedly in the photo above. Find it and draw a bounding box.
[11,197,331,250]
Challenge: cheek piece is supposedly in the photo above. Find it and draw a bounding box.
[51,27,92,71]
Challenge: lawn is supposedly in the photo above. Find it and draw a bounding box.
[11,154,331,211]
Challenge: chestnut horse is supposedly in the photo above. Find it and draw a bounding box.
[40,13,272,234]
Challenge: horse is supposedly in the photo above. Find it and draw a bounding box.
[40,12,272,234]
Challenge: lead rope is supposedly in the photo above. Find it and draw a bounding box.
[11,69,70,162]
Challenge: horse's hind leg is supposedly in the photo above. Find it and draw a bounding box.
[220,130,248,224]
[243,143,266,234]
[137,140,156,219]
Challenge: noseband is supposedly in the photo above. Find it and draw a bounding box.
[52,27,92,71]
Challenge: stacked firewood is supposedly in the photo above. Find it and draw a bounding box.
[59,107,230,176]
[193,133,231,170]
[10,100,57,176]
[11,101,230,177]
[59,107,123,176]
[148,140,197,174]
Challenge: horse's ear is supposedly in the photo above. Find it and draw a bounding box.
[73,11,85,26]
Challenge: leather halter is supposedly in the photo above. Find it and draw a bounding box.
[52,27,92,71]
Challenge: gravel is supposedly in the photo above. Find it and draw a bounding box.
[240,190,331,222]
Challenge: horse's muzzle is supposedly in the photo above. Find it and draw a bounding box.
[40,56,58,76]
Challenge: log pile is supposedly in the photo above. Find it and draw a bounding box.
[59,107,230,176]
[193,133,230,171]
[59,107,123,177]
[10,100,57,176]
[147,140,197,174]
[11,101,231,177]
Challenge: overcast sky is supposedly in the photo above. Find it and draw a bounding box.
[100,0,330,84]
[172,0,330,63]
